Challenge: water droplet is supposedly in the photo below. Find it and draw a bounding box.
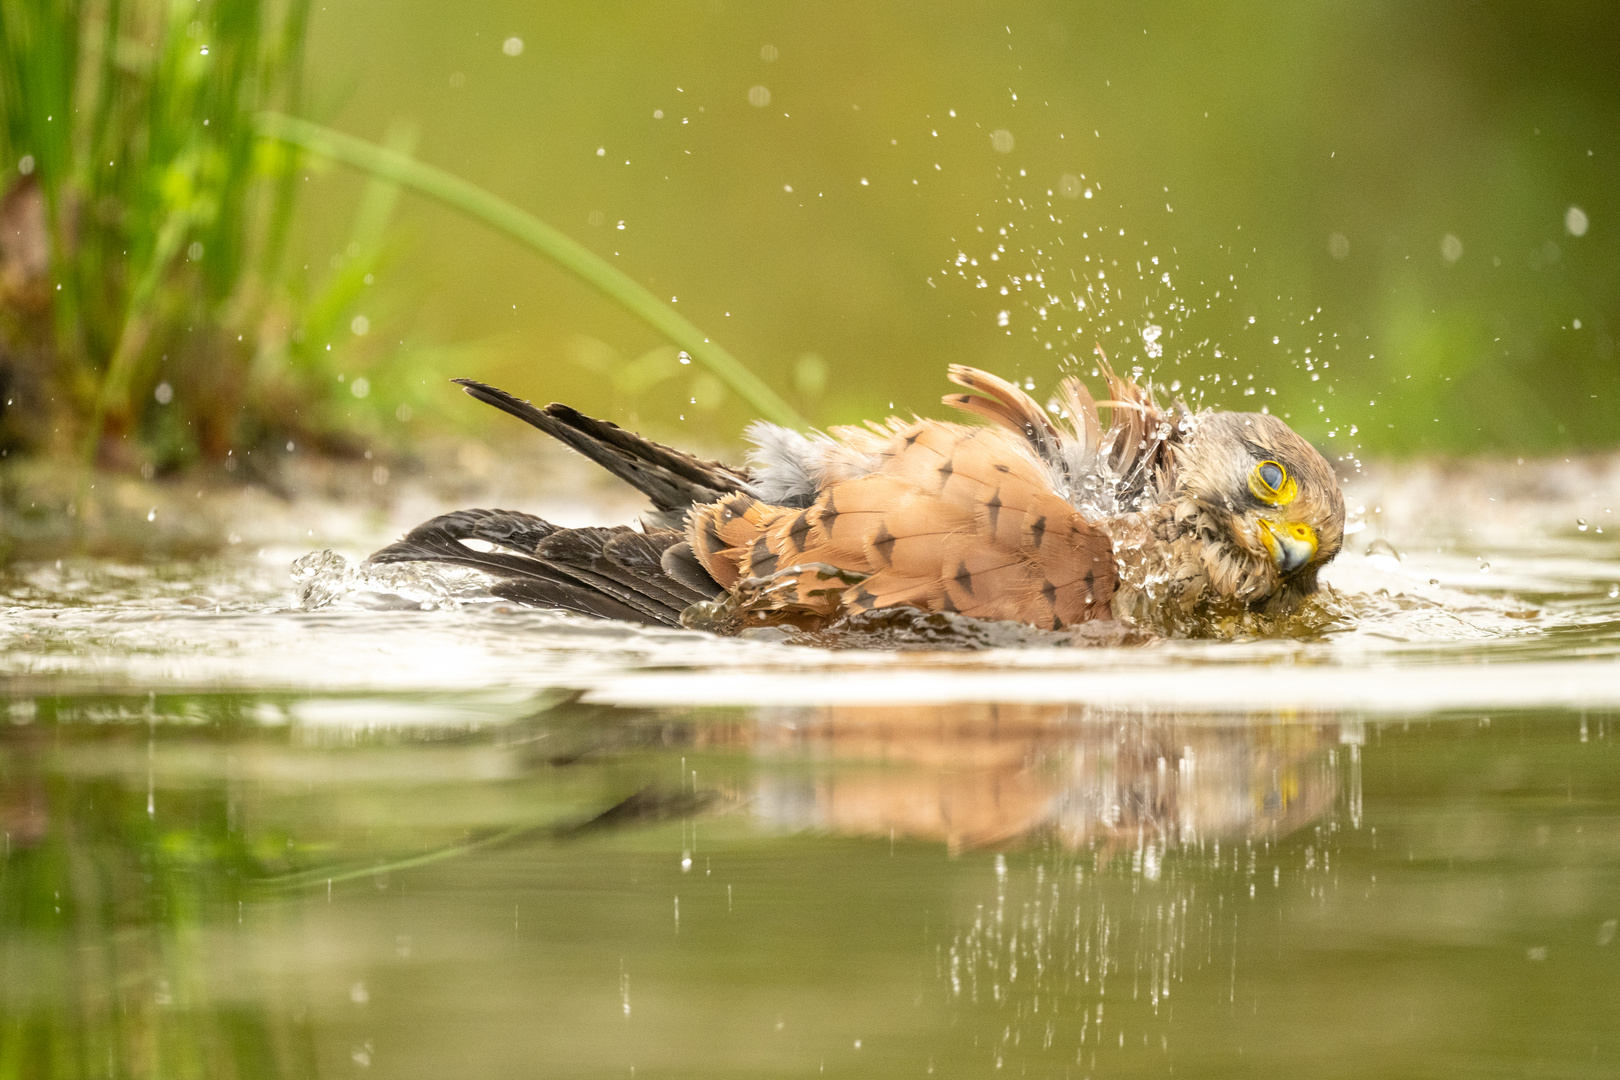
[1366,538,1403,569]
[989,129,1014,153]
[153,382,173,405]
[350,314,370,336]
[1440,233,1463,263]
[146,508,156,522]
[350,377,370,399]
[501,36,523,56]
[1608,584,1618,599]
[1565,205,1589,237]
[747,85,771,108]
[1577,519,1588,532]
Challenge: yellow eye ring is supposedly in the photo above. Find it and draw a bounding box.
[1248,459,1297,505]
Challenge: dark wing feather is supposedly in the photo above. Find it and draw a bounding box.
[368,508,556,563]
[659,541,725,598]
[367,509,719,626]
[602,531,717,605]
[453,379,756,526]
[530,528,689,622]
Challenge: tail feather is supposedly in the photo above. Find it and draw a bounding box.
[453,379,755,526]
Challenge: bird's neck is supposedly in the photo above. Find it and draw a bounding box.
[1101,505,1194,625]
[1102,500,1272,630]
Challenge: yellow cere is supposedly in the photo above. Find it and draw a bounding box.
[1248,459,1298,506]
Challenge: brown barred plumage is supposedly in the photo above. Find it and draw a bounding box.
[374,362,1345,635]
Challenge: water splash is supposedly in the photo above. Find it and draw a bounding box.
[292,550,495,611]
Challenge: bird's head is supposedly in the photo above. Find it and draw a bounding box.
[1167,411,1345,609]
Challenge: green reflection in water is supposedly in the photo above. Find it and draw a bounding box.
[2,696,1617,1078]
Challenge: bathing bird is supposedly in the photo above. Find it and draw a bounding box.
[369,363,1344,633]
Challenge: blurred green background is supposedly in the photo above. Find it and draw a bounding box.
[4,0,1617,470]
[301,0,1618,456]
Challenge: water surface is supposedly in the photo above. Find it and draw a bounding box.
[2,458,1618,1077]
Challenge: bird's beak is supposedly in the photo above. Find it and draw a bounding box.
[1258,519,1318,575]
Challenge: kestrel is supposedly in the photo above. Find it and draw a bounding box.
[370,363,1344,634]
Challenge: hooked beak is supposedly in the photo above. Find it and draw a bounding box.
[1258,519,1318,575]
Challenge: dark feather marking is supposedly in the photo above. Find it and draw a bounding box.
[954,560,975,596]
[993,463,1010,474]
[939,591,958,613]
[720,492,758,519]
[701,517,725,556]
[1029,515,1047,549]
[985,491,1002,533]
[1041,579,1057,606]
[852,586,878,611]
[818,489,841,532]
[871,523,897,564]
[749,537,778,576]
[788,512,812,553]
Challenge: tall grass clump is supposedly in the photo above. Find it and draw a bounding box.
[0,0,397,474]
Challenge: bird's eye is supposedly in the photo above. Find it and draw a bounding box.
[1248,460,1296,505]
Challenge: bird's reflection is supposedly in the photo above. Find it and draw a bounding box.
[681,704,1342,851]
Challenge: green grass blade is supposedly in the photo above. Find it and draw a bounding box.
[254,111,807,429]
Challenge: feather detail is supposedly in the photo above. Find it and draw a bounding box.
[1056,376,1101,452]
[683,415,1118,629]
[388,364,1220,634]
[942,365,1061,459]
